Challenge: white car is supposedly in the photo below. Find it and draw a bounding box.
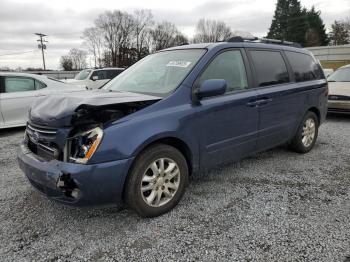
[0,73,86,129]
[65,68,124,90]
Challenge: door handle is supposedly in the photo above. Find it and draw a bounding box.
[246,98,272,107]
[246,101,258,107]
[256,98,272,106]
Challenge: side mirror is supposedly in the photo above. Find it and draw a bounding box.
[92,75,99,81]
[196,79,227,100]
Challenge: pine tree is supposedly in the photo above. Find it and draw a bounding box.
[329,20,350,45]
[305,7,329,46]
[267,0,289,40]
[267,0,329,47]
[267,0,306,44]
[286,4,307,45]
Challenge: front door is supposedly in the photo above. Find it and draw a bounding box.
[0,76,43,126]
[193,49,259,169]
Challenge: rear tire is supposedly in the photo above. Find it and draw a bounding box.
[125,144,188,218]
[289,111,319,153]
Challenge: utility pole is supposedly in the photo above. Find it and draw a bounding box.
[35,33,48,70]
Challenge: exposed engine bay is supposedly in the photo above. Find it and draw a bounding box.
[25,90,161,163]
[72,100,158,127]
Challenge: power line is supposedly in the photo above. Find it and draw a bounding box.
[0,50,37,57]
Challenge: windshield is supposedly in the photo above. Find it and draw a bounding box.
[328,67,350,82]
[104,49,206,96]
[74,69,91,80]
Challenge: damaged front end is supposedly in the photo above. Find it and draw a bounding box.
[23,91,160,201]
[26,90,160,160]
[66,100,158,163]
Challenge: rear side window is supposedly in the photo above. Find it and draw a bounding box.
[4,77,35,93]
[198,50,248,93]
[107,70,123,79]
[91,70,108,80]
[249,50,289,87]
[285,51,322,82]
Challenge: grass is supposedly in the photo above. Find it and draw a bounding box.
[320,60,350,70]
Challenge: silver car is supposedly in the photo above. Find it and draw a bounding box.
[0,73,86,129]
[327,65,350,114]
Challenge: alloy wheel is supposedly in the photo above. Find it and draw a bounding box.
[140,158,180,207]
[301,118,316,147]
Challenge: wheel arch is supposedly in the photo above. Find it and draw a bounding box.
[121,135,195,200]
[307,106,321,123]
[134,136,194,176]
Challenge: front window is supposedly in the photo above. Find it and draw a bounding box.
[104,49,206,96]
[198,50,248,93]
[74,69,91,80]
[4,77,35,93]
[328,67,350,82]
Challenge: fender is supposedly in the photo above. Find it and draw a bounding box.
[89,101,201,169]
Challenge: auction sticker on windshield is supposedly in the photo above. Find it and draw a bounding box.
[166,61,192,67]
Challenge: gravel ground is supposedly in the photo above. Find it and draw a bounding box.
[0,115,349,262]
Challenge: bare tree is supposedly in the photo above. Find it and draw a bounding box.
[60,55,73,71]
[82,27,104,68]
[118,12,136,66]
[133,9,154,60]
[95,11,124,67]
[173,33,189,46]
[151,21,186,51]
[68,48,87,70]
[95,10,138,67]
[193,19,232,43]
[80,9,191,67]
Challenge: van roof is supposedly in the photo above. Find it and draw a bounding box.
[163,41,311,55]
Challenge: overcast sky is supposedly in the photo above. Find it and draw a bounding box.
[0,0,349,70]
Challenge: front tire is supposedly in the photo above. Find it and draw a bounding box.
[125,144,188,217]
[289,111,319,153]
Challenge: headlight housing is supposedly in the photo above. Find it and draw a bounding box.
[68,127,103,164]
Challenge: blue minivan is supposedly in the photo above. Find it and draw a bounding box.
[18,37,328,217]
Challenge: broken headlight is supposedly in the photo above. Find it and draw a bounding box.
[68,127,103,164]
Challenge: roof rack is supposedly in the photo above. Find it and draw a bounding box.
[226,36,302,48]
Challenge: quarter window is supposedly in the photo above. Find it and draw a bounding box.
[4,77,35,93]
[250,50,289,87]
[198,50,248,93]
[35,80,47,90]
[285,51,322,82]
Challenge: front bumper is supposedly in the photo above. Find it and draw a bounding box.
[328,100,350,114]
[17,143,134,207]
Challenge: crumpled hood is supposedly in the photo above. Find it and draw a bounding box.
[29,90,161,127]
